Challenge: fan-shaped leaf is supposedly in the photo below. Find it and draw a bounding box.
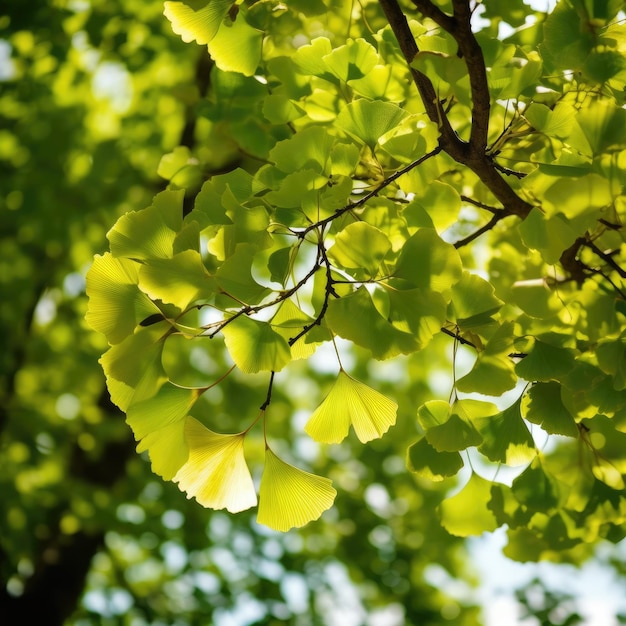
[305,369,398,444]
[439,473,499,537]
[328,222,391,278]
[407,436,463,481]
[173,417,257,513]
[257,448,336,531]
[222,315,291,373]
[163,0,232,44]
[108,190,184,260]
[85,253,160,344]
[336,99,409,149]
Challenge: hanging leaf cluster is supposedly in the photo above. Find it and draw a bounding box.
[86,0,626,549]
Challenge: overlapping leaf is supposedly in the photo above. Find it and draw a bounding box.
[257,449,336,531]
[305,369,398,444]
[173,417,257,513]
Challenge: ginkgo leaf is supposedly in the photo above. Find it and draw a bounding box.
[107,190,184,260]
[323,38,379,82]
[326,286,420,359]
[173,417,257,513]
[85,253,160,345]
[305,369,398,444]
[222,315,292,373]
[207,13,262,77]
[163,0,232,45]
[137,418,189,480]
[257,448,336,531]
[328,222,391,278]
[99,322,170,410]
[271,299,328,360]
[126,383,200,441]
[335,99,409,149]
[406,436,463,481]
[215,243,270,304]
[476,399,537,466]
[449,272,504,329]
[138,250,215,310]
[439,473,499,537]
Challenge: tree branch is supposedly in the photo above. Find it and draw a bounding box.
[379,0,534,222]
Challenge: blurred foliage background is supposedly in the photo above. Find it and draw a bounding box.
[0,1,624,625]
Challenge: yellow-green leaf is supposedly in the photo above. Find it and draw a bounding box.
[257,448,336,532]
[163,0,232,45]
[173,417,257,513]
[305,369,398,444]
[439,473,499,537]
[85,253,160,345]
[222,315,292,373]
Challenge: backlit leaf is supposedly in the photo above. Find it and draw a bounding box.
[439,473,499,537]
[139,250,215,310]
[163,0,232,44]
[305,369,398,444]
[522,382,578,437]
[215,243,270,304]
[108,190,184,260]
[173,417,257,513]
[449,272,503,329]
[328,222,391,278]
[85,253,160,344]
[323,38,379,82]
[476,399,537,466]
[393,229,462,294]
[207,14,263,77]
[222,315,291,373]
[407,436,463,481]
[326,286,421,359]
[335,99,409,149]
[257,448,336,531]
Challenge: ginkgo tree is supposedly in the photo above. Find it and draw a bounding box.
[86,0,626,557]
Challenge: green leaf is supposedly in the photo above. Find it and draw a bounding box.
[222,315,291,373]
[417,400,490,452]
[269,126,335,175]
[215,243,270,304]
[596,336,626,390]
[515,337,576,383]
[206,13,262,76]
[328,222,391,278]
[384,285,447,349]
[393,229,462,294]
[85,253,160,345]
[521,382,579,437]
[100,322,170,410]
[456,322,517,395]
[323,38,379,82]
[476,399,537,466]
[292,37,336,82]
[157,146,201,188]
[163,0,233,44]
[326,286,421,359]
[173,417,257,513]
[107,190,184,260]
[139,250,215,310]
[439,473,499,537]
[511,458,560,512]
[305,369,398,444]
[411,50,470,105]
[257,448,336,531]
[271,299,327,360]
[518,208,580,265]
[406,436,463,481]
[335,99,409,149]
[449,272,503,329]
[127,384,201,479]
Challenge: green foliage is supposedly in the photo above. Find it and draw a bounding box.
[4,0,626,624]
[83,0,626,550]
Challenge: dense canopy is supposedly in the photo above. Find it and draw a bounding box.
[2,0,626,624]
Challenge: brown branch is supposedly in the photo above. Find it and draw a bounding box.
[299,146,443,239]
[460,194,500,213]
[453,211,511,248]
[380,0,534,224]
[584,240,626,278]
